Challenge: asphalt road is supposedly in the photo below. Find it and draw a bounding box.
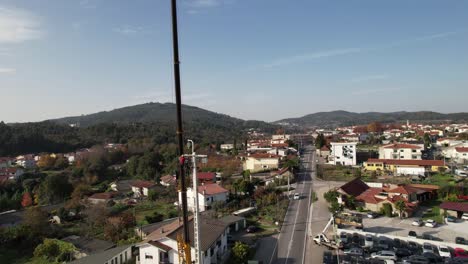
[270,144,315,264]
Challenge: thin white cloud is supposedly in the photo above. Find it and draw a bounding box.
[0,6,42,43]
[350,74,389,83]
[185,0,233,14]
[351,87,402,96]
[263,48,362,68]
[113,25,153,36]
[0,68,16,74]
[261,31,463,69]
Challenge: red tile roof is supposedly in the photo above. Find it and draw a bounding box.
[197,172,216,180]
[198,183,228,195]
[131,180,156,189]
[160,175,176,185]
[366,159,445,166]
[339,178,369,197]
[88,192,116,200]
[272,143,289,148]
[383,143,422,149]
[356,187,384,204]
[456,147,468,153]
[388,185,425,195]
[320,146,330,151]
[440,202,468,213]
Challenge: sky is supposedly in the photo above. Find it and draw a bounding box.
[0,0,467,123]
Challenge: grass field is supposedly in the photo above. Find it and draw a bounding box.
[131,200,178,225]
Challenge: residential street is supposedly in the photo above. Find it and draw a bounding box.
[256,144,314,264]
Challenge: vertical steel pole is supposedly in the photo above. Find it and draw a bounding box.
[170,0,191,261]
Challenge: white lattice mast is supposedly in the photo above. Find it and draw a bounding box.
[188,140,203,264]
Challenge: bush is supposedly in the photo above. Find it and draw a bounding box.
[145,212,164,224]
[381,203,393,217]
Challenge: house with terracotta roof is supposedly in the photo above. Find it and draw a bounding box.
[87,192,117,205]
[131,180,157,198]
[182,183,229,212]
[160,175,177,187]
[363,159,447,176]
[243,153,280,172]
[197,172,216,183]
[378,143,423,160]
[138,215,229,264]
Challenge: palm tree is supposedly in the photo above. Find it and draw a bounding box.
[395,200,407,219]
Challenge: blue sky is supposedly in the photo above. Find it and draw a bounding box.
[1,0,467,123]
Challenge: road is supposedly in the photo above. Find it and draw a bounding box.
[270,144,315,264]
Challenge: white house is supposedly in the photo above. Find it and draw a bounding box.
[182,183,229,212]
[378,143,423,160]
[0,167,24,180]
[243,153,280,172]
[138,216,229,264]
[0,157,14,168]
[220,144,234,151]
[328,142,357,166]
[130,180,157,198]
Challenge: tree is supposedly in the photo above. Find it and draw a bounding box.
[232,241,249,263]
[33,238,76,263]
[315,133,326,149]
[66,183,91,210]
[21,192,33,207]
[54,156,69,170]
[24,207,49,236]
[394,200,406,218]
[381,203,393,217]
[329,201,342,214]
[284,157,300,174]
[37,155,57,170]
[423,133,432,149]
[367,122,383,133]
[37,173,73,205]
[323,190,339,203]
[145,212,164,224]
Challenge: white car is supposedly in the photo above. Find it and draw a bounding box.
[412,219,423,226]
[425,219,437,228]
[438,245,451,258]
[364,234,374,248]
[370,250,397,261]
[293,193,300,200]
[462,213,468,220]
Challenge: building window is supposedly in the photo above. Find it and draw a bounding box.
[145,254,153,259]
[400,150,404,152]
[400,156,404,159]
[412,155,417,159]
[412,150,416,153]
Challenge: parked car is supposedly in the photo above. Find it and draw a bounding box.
[344,247,364,256]
[412,219,424,226]
[370,250,397,261]
[396,248,413,258]
[422,252,443,263]
[425,219,437,228]
[367,212,379,218]
[456,237,467,245]
[401,255,430,264]
[422,243,435,254]
[365,234,374,248]
[409,230,418,238]
[340,232,349,244]
[322,251,334,264]
[293,193,300,200]
[392,238,406,249]
[246,225,257,233]
[408,241,420,252]
[377,238,390,250]
[446,215,457,223]
[438,245,451,258]
[462,213,468,220]
[454,248,468,258]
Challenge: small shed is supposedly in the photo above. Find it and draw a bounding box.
[219,215,247,233]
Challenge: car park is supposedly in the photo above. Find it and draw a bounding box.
[322,251,334,264]
[412,219,424,226]
[377,238,391,250]
[408,241,420,252]
[395,248,413,258]
[422,252,443,263]
[425,219,437,228]
[438,245,452,258]
[370,250,397,261]
[401,255,430,264]
[340,232,349,244]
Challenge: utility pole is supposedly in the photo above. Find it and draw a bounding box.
[187,140,203,264]
[170,0,191,263]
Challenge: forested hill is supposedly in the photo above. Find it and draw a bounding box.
[51,102,242,127]
[275,110,468,128]
[0,103,278,156]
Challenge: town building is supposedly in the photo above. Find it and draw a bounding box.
[160,175,177,187]
[182,183,229,212]
[138,216,229,264]
[131,181,157,198]
[243,153,280,172]
[363,159,447,176]
[378,143,423,160]
[328,142,357,166]
[87,192,117,205]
